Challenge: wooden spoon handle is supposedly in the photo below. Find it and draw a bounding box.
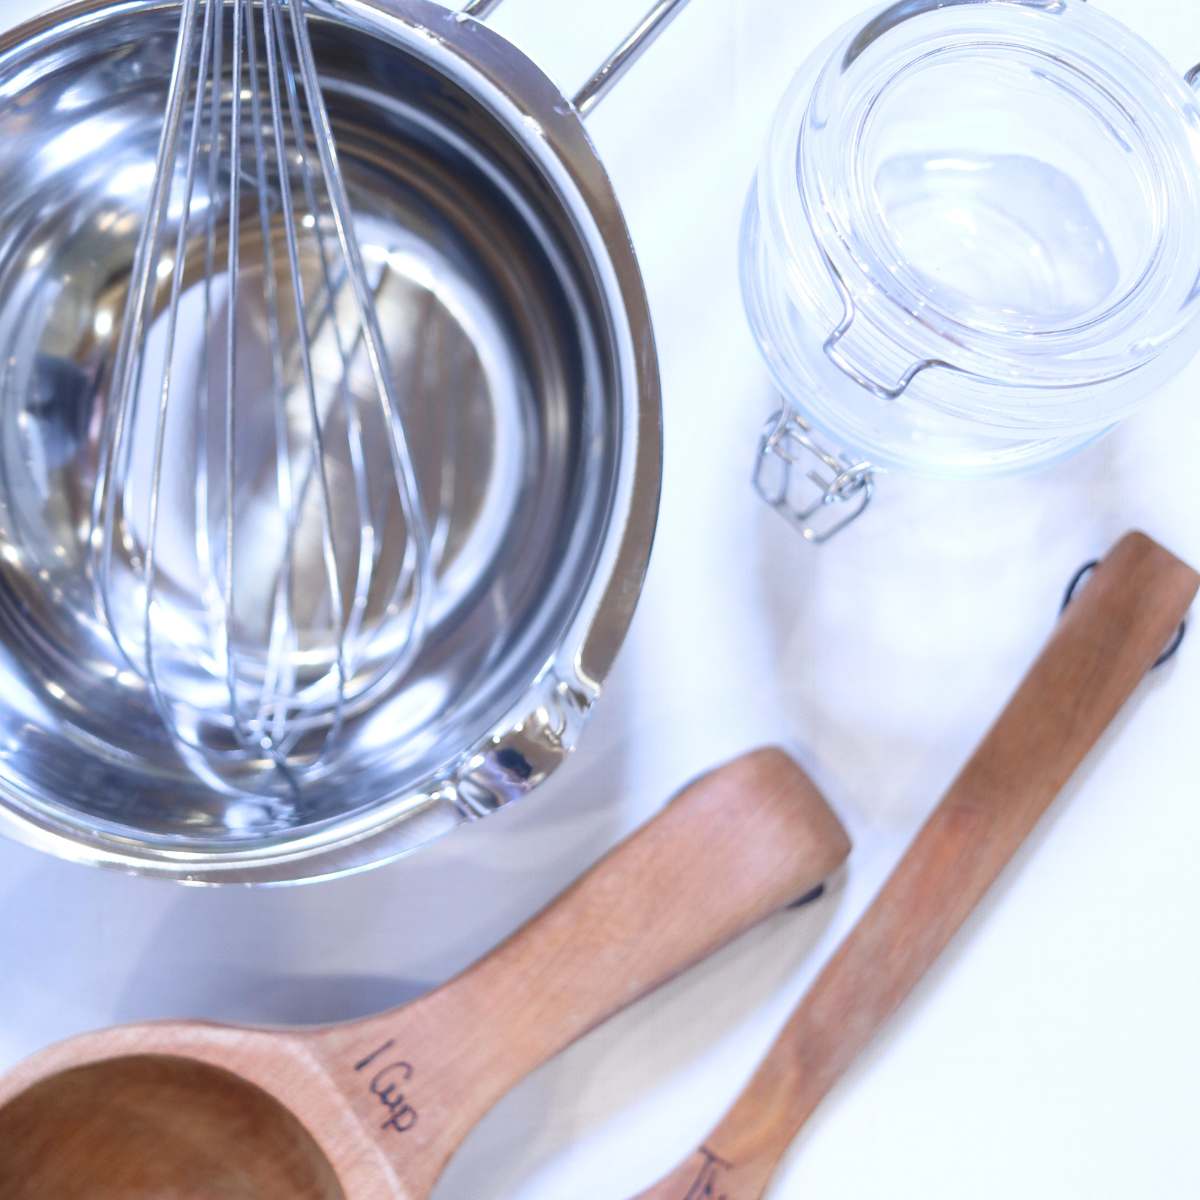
[659,532,1199,1198]
[313,747,850,1196]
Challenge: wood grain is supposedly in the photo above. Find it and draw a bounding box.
[0,1056,344,1200]
[635,531,1200,1200]
[0,748,850,1199]
[310,747,852,1199]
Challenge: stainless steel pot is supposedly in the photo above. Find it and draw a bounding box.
[0,0,682,881]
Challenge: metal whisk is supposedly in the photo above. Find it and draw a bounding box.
[90,0,433,783]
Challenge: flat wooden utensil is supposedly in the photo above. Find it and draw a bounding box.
[0,747,850,1200]
[638,531,1199,1200]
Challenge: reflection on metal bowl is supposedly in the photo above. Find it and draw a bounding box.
[0,0,661,882]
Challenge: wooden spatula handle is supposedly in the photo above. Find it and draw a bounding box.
[435,746,849,1066]
[675,532,1199,1196]
[313,747,850,1196]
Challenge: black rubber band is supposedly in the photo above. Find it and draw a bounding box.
[1061,559,1187,670]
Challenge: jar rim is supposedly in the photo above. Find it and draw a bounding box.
[758,0,1200,419]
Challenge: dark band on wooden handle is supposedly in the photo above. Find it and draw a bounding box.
[640,532,1200,1200]
[314,747,851,1197]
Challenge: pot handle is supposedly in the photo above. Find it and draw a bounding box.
[460,0,693,116]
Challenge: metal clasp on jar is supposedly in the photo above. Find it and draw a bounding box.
[750,245,926,545]
[753,407,875,544]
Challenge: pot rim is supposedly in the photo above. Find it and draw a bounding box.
[0,0,663,884]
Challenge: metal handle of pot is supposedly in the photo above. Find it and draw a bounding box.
[460,0,693,116]
[462,0,876,547]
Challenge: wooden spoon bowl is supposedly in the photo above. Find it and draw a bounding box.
[0,749,851,1200]
[0,1053,345,1199]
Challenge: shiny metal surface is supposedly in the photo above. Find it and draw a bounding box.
[94,0,437,786]
[572,0,692,116]
[460,0,504,17]
[753,407,874,544]
[0,0,662,882]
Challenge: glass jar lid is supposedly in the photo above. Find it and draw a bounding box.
[759,0,1200,440]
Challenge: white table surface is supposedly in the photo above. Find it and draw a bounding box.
[2,1,1199,1196]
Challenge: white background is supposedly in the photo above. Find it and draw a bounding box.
[1,0,1199,1196]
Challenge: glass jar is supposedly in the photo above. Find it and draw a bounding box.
[742,0,1200,540]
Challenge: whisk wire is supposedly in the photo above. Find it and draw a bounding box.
[222,0,248,746]
[272,2,379,682]
[195,0,225,683]
[282,0,435,711]
[241,0,295,750]
[260,0,351,755]
[91,0,203,645]
[141,0,220,749]
[90,0,435,786]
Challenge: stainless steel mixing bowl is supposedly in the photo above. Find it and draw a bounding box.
[0,0,663,881]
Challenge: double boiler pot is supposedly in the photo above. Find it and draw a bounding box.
[0,0,684,882]
[744,0,1200,540]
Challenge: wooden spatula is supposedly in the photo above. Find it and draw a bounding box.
[638,531,1198,1200]
[0,747,850,1200]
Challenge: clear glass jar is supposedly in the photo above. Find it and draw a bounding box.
[742,0,1200,540]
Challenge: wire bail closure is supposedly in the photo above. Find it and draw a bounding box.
[753,407,875,544]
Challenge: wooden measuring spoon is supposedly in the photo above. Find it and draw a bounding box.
[0,747,850,1200]
[638,531,1199,1200]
